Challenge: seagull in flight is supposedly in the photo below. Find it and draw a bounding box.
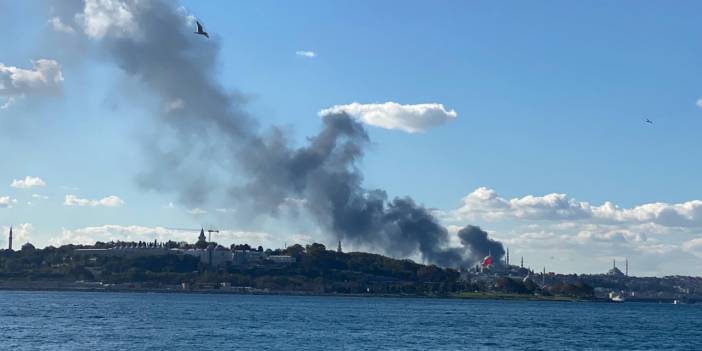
[194,21,209,38]
[644,118,653,125]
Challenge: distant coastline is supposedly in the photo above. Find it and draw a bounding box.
[1,238,701,304]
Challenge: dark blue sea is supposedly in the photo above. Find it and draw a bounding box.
[1,291,700,350]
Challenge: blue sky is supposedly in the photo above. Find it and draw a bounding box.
[1,1,702,275]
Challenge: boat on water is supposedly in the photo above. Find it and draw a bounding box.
[609,291,625,303]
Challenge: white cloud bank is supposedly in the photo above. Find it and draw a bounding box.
[0,59,63,108]
[64,194,124,207]
[451,187,702,227]
[441,187,702,275]
[319,102,457,133]
[682,237,702,258]
[10,176,47,189]
[296,50,316,58]
[48,17,76,33]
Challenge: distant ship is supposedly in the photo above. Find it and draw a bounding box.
[609,292,625,303]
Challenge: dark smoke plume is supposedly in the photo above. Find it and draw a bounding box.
[458,226,505,261]
[51,0,504,268]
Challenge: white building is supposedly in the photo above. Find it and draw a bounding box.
[232,250,265,264]
[268,255,296,263]
[183,245,233,266]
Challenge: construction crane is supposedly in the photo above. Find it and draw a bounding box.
[165,227,220,242]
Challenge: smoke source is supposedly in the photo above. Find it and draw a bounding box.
[51,0,504,268]
[457,226,506,262]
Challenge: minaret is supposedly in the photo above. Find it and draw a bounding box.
[625,259,628,276]
[521,256,524,269]
[337,240,342,253]
[8,226,12,251]
[542,266,546,286]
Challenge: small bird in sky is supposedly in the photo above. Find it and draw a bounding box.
[195,21,209,38]
[644,118,653,125]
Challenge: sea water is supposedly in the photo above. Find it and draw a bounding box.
[1,291,700,350]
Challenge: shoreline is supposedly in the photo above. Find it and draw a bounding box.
[2,286,691,304]
[0,284,608,303]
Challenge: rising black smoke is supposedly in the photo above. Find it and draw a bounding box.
[50,0,503,268]
[457,225,505,261]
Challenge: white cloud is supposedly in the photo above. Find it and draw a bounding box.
[682,237,702,258]
[450,187,702,227]
[16,223,33,244]
[76,0,139,39]
[296,50,317,58]
[451,187,591,221]
[49,225,271,247]
[0,196,16,208]
[697,99,702,109]
[32,194,49,200]
[594,201,702,227]
[48,17,76,33]
[0,60,63,107]
[319,102,457,133]
[187,207,207,215]
[10,176,47,189]
[64,194,124,207]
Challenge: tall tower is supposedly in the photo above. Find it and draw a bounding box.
[337,240,342,253]
[542,266,546,286]
[8,226,12,251]
[520,256,524,269]
[625,259,628,276]
[195,228,207,249]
